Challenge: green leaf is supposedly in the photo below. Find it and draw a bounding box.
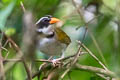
[5,28,16,36]
[13,63,26,80]
[103,0,116,9]
[0,0,16,31]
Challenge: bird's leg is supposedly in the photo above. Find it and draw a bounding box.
[51,53,64,67]
[51,59,61,67]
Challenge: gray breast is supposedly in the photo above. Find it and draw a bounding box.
[37,37,67,56]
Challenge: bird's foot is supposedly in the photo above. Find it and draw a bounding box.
[51,58,62,67]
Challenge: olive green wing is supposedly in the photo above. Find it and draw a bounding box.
[54,27,71,45]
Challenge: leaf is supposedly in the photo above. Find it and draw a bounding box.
[12,63,26,80]
[102,0,116,9]
[0,0,16,31]
[5,28,16,36]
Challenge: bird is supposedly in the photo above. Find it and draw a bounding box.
[35,15,71,64]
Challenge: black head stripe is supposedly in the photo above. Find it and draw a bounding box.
[36,16,51,28]
[36,17,49,25]
[46,32,55,38]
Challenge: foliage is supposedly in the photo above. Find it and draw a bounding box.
[0,0,120,80]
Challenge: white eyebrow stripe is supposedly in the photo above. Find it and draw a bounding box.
[35,17,48,25]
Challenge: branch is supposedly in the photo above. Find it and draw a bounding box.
[31,52,87,79]
[22,60,32,80]
[71,0,108,71]
[60,0,89,78]
[77,40,108,70]
[20,1,26,13]
[20,2,36,80]
[4,2,35,79]
[4,35,23,73]
[31,60,117,80]
[4,35,22,54]
[0,42,5,80]
[75,63,116,78]
[60,48,82,79]
[3,59,52,63]
[22,11,37,80]
[88,30,108,67]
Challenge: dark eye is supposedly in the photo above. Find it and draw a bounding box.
[42,18,50,23]
[44,19,49,22]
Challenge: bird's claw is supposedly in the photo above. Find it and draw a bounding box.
[51,59,62,67]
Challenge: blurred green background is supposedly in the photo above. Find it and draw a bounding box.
[0,0,120,80]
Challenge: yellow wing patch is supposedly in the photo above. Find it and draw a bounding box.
[54,27,71,45]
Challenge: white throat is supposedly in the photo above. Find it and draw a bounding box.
[37,25,54,35]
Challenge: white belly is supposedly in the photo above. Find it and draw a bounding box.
[37,38,67,56]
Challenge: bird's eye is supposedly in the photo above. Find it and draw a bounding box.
[44,19,49,22]
[43,18,51,23]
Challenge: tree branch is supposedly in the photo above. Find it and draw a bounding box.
[71,0,108,71]
[77,40,108,70]
[0,42,5,80]
[75,63,116,78]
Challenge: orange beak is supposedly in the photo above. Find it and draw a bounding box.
[49,17,60,24]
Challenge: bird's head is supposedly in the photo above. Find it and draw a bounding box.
[36,15,60,28]
[36,15,60,35]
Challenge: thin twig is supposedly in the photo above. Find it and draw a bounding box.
[1,47,9,59]
[20,1,26,13]
[0,32,4,44]
[60,0,89,79]
[22,59,32,80]
[60,0,89,78]
[2,40,8,48]
[3,52,87,63]
[96,73,110,80]
[20,2,34,80]
[2,2,31,77]
[3,33,23,73]
[5,35,22,54]
[61,48,82,79]
[0,42,5,80]
[31,52,87,79]
[4,3,33,79]
[75,63,116,78]
[77,41,108,70]
[30,59,117,80]
[22,12,37,80]
[3,59,52,63]
[71,0,85,23]
[31,69,42,79]
[88,30,108,67]
[71,0,108,71]
[31,57,53,80]
[76,14,100,30]
[60,52,87,61]
[30,52,86,79]
[73,0,107,68]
